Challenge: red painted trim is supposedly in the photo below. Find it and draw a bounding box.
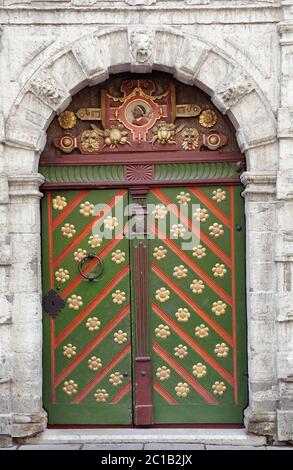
[189,188,230,228]
[72,343,131,404]
[152,225,232,306]
[110,381,132,404]
[55,304,130,387]
[152,188,231,267]
[47,192,54,289]
[152,263,233,346]
[52,190,90,230]
[53,191,126,269]
[55,264,130,347]
[230,187,238,405]
[153,342,218,404]
[152,302,234,386]
[50,319,56,404]
[154,381,177,404]
[42,179,242,191]
[60,235,122,299]
[40,151,244,166]
[47,193,56,403]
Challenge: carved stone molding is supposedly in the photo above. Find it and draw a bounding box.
[8,174,45,199]
[216,71,255,108]
[241,171,277,196]
[30,74,67,110]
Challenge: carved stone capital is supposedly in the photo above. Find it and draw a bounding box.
[8,174,45,200]
[241,172,277,197]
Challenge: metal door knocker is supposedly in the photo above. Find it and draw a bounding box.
[78,253,104,282]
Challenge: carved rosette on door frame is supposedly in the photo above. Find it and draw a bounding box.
[41,73,247,426]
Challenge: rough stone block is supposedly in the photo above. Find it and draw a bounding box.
[175,37,208,83]
[9,262,40,294]
[248,352,276,383]
[277,410,293,441]
[50,52,88,97]
[249,320,275,353]
[197,52,233,95]
[248,262,274,292]
[245,201,275,232]
[10,233,40,263]
[154,30,184,72]
[98,30,130,72]
[12,293,42,324]
[247,292,275,321]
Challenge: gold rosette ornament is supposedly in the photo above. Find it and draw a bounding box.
[58,111,77,129]
[199,109,218,128]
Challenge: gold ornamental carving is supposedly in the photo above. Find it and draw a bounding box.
[151,121,183,147]
[181,127,199,151]
[80,129,100,153]
[198,109,218,128]
[92,124,131,149]
[58,111,77,129]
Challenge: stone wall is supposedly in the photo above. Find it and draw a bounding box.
[0,0,293,442]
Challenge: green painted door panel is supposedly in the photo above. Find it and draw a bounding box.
[148,186,247,424]
[42,189,133,425]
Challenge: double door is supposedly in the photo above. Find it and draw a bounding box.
[42,186,247,425]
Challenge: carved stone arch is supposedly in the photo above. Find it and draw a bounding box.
[5,26,277,173]
[2,26,279,440]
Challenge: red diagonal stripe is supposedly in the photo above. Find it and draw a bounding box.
[153,342,218,404]
[60,235,123,299]
[72,343,131,403]
[53,191,126,268]
[110,381,132,404]
[52,190,90,230]
[152,263,233,345]
[154,381,177,404]
[55,304,130,387]
[230,186,238,404]
[189,188,230,228]
[151,188,231,267]
[55,264,130,347]
[153,302,234,386]
[153,224,232,306]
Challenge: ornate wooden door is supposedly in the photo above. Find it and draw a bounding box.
[148,185,247,423]
[42,189,133,424]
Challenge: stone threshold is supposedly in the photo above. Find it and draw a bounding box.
[18,428,266,447]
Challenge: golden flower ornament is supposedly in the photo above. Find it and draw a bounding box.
[153,246,167,260]
[156,366,171,381]
[104,216,118,230]
[173,265,188,279]
[212,263,227,278]
[88,356,102,371]
[199,109,218,128]
[63,380,78,396]
[113,330,128,344]
[86,316,101,331]
[52,195,67,211]
[175,382,190,397]
[175,307,190,323]
[111,249,126,264]
[174,344,188,359]
[152,204,168,220]
[67,294,83,310]
[192,245,207,259]
[176,192,191,205]
[112,290,126,305]
[88,235,102,249]
[58,111,77,129]
[155,324,171,339]
[73,248,87,262]
[61,223,76,238]
[212,300,227,316]
[155,287,170,303]
[190,279,205,294]
[109,372,123,387]
[55,268,70,283]
[195,324,209,338]
[79,201,94,217]
[194,208,210,223]
[192,363,207,379]
[63,344,77,359]
[212,188,226,203]
[212,381,227,395]
[94,388,109,402]
[209,223,224,238]
[214,343,229,358]
[171,223,186,239]
[181,127,199,151]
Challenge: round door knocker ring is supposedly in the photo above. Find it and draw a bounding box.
[78,253,104,282]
